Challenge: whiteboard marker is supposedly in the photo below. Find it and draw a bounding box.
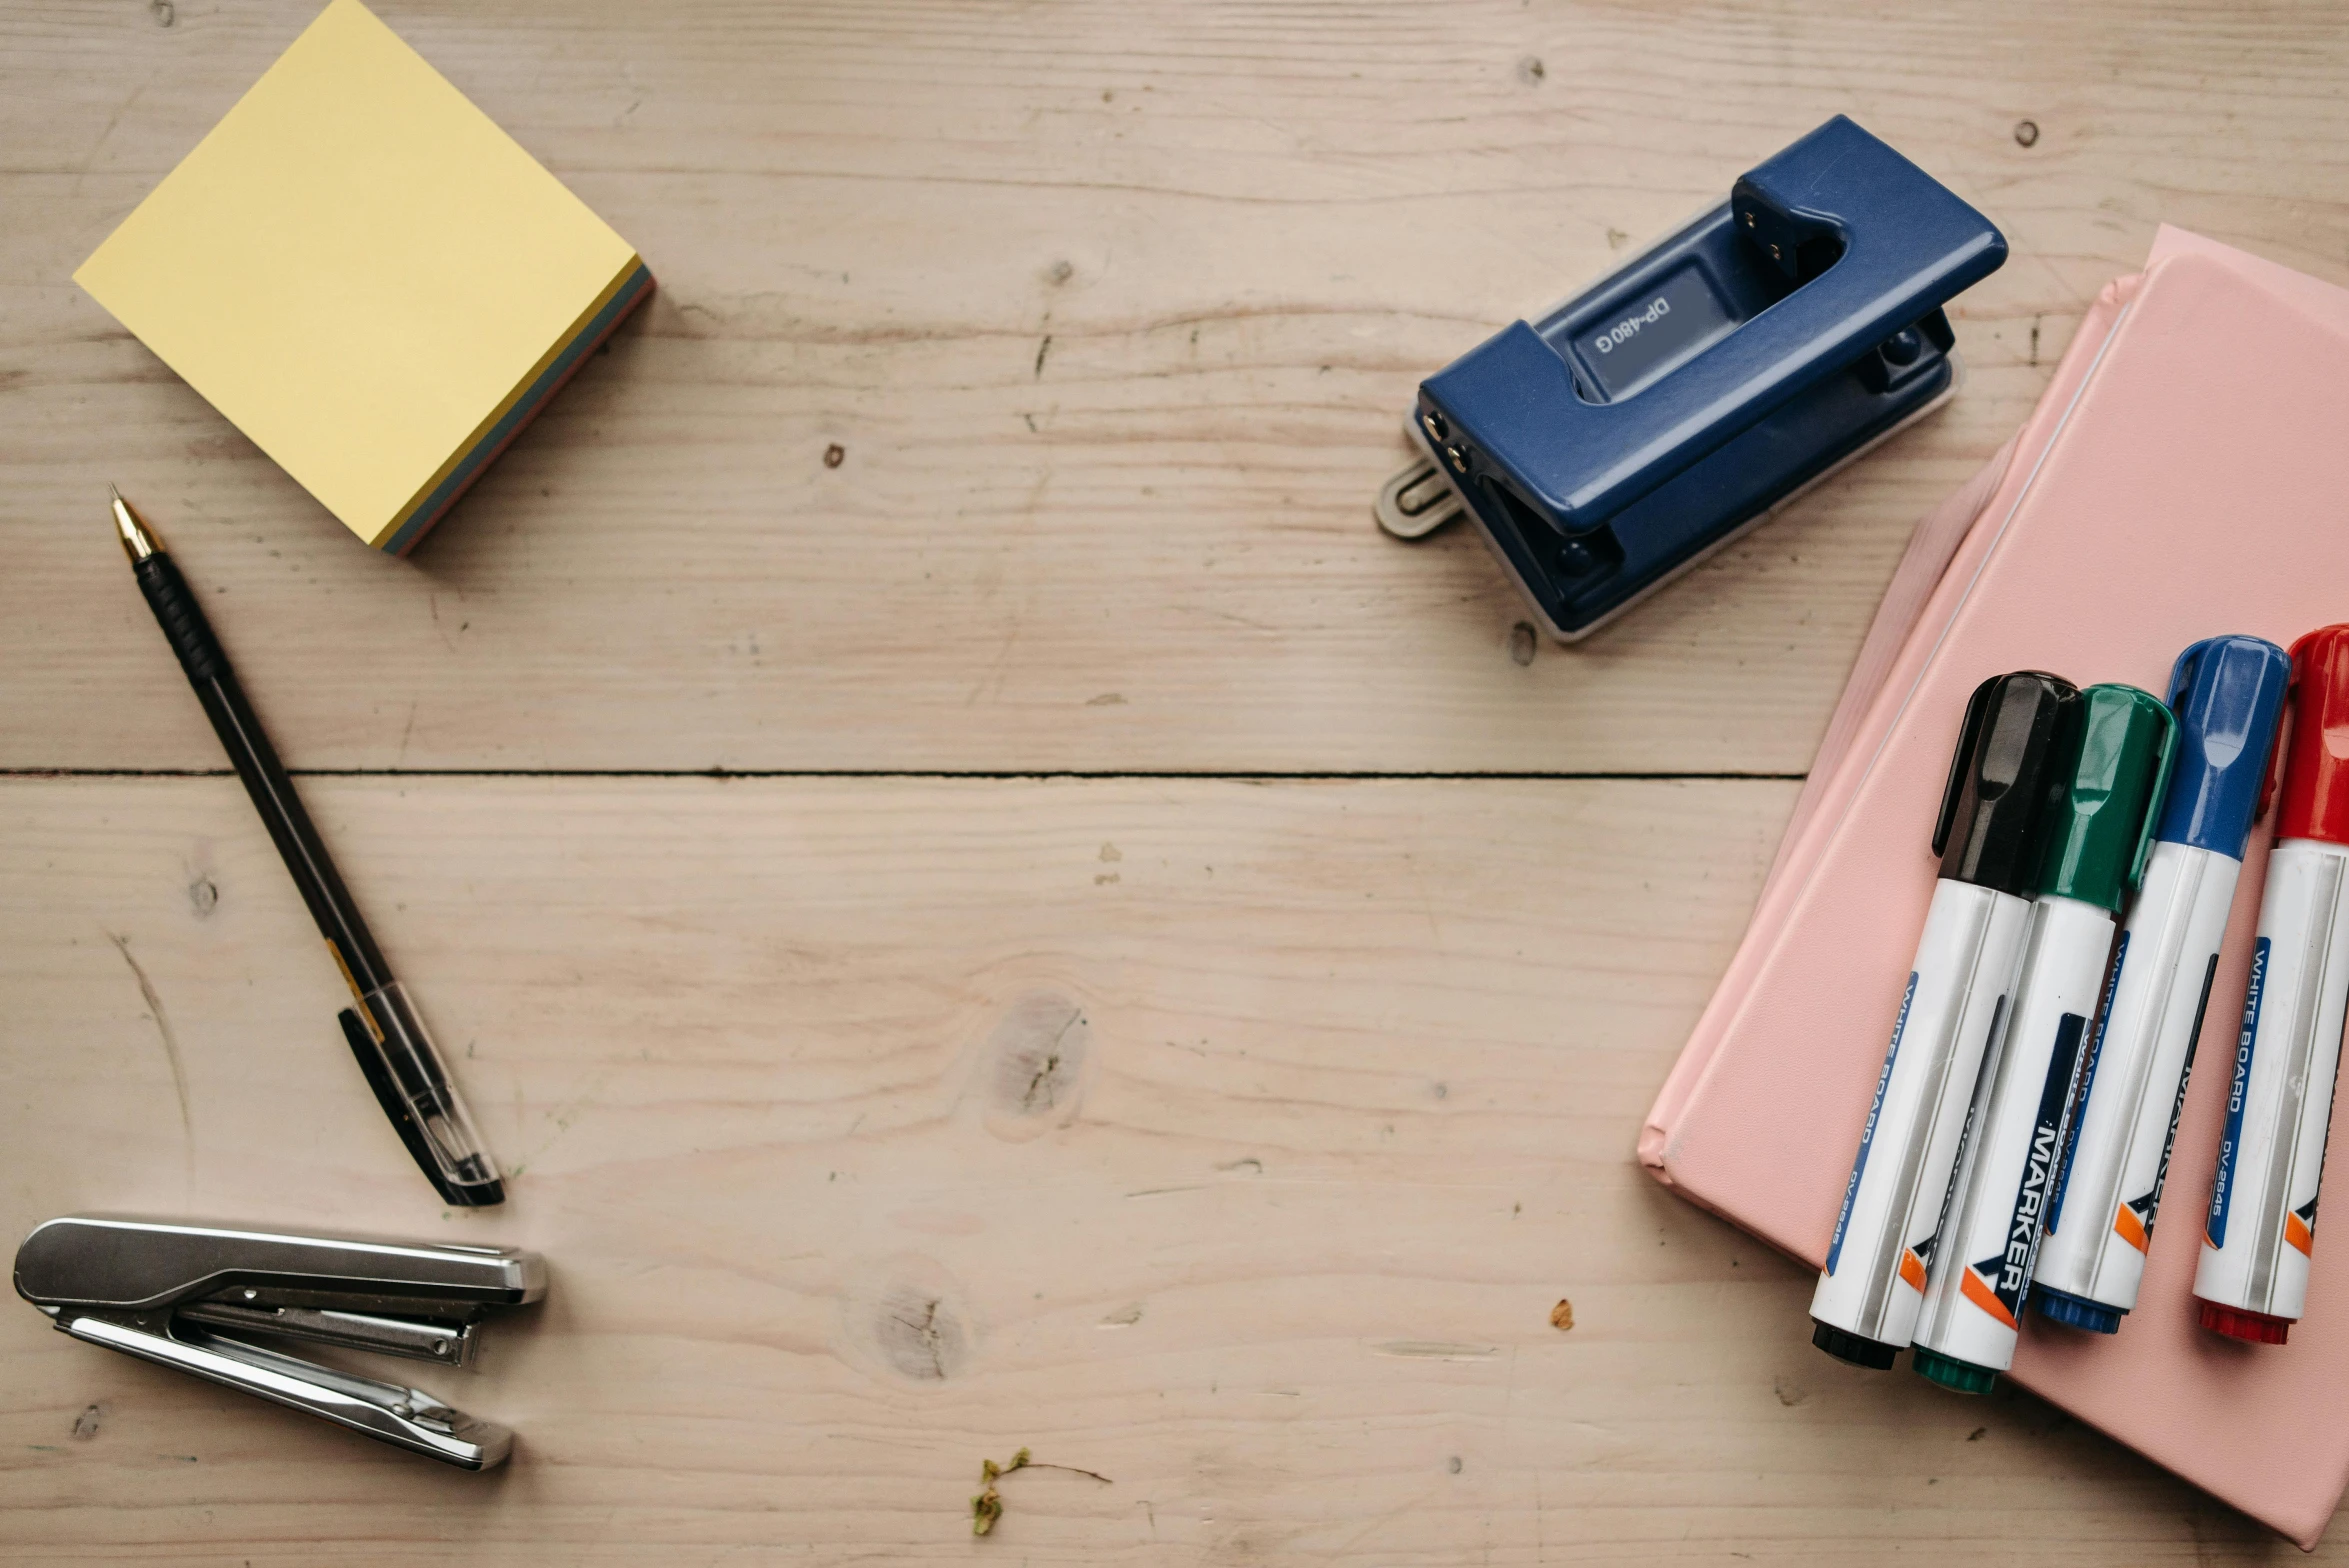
[2196,626,2349,1344]
[1912,684,2177,1392]
[2033,636,2290,1334]
[1810,671,2082,1369]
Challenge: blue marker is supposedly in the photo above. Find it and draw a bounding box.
[2196,627,2349,1343]
[2032,637,2290,1333]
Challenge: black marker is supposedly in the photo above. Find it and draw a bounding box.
[1809,671,2079,1367]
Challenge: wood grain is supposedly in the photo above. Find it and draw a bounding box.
[0,776,2299,1564]
[8,1,2349,1560]
[5,0,2347,772]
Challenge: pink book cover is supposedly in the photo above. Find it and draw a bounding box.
[1641,227,2349,1549]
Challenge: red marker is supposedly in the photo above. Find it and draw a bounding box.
[2195,626,2349,1343]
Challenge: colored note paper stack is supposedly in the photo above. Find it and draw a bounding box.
[74,0,653,554]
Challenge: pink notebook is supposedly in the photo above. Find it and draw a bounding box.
[1642,227,2349,1549]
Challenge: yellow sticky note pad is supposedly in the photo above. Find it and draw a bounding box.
[75,0,651,553]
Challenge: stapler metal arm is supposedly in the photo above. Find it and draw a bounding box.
[13,1215,544,1470]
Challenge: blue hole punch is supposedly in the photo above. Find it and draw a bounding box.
[1375,116,2007,641]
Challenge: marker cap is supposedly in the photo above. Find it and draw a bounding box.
[1933,671,2082,896]
[1911,1345,1997,1395]
[2276,626,2349,847]
[2031,1283,2122,1335]
[2035,684,2178,911]
[1811,1320,1898,1370]
[2199,1299,2290,1345]
[2157,635,2291,858]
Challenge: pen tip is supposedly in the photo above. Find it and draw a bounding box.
[109,487,159,564]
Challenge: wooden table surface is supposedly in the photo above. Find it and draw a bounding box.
[8,2,2349,1562]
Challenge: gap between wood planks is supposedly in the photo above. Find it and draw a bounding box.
[0,767,1808,781]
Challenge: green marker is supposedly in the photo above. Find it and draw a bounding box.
[1909,683,2178,1393]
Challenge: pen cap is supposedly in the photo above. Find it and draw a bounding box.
[2035,684,2178,911]
[2156,636,2293,858]
[1933,671,2082,896]
[2276,625,2349,847]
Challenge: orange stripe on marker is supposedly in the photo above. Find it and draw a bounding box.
[1959,1265,2018,1329]
[2113,1203,2149,1253]
[2287,1211,2315,1256]
[1899,1248,1928,1293]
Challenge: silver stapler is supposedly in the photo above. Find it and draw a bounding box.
[13,1214,544,1470]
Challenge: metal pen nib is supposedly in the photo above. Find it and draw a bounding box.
[111,485,160,563]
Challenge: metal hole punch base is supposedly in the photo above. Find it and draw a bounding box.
[1373,458,1467,542]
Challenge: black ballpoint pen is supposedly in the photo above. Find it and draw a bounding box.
[110,489,503,1206]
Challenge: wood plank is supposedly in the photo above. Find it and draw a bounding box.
[7,2,2349,771]
[0,775,2316,1562]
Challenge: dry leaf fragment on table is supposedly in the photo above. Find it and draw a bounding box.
[969,1447,1113,1538]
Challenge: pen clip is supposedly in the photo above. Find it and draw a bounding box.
[2128,702,2182,890]
[1932,675,1998,858]
[339,1008,476,1208]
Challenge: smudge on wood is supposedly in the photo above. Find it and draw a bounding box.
[108,933,192,1148]
[1369,1340,1497,1360]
